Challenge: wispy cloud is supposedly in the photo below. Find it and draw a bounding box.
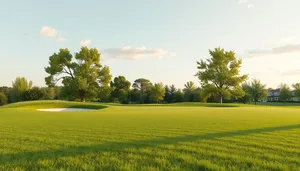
[40,26,58,37]
[245,44,300,58]
[103,46,174,60]
[239,0,248,4]
[80,40,91,47]
[247,4,255,8]
[56,37,66,43]
[238,0,254,9]
[281,69,300,76]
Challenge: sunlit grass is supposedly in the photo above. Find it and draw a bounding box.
[1,101,300,170]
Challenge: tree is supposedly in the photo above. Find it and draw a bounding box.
[132,78,152,103]
[183,81,196,102]
[24,87,45,101]
[45,47,112,102]
[292,83,300,97]
[0,92,7,106]
[110,76,131,104]
[164,85,171,103]
[279,84,291,102]
[98,86,112,102]
[238,82,252,104]
[174,89,184,102]
[196,48,247,103]
[150,83,165,103]
[248,79,267,105]
[11,77,33,102]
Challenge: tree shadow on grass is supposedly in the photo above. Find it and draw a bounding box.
[1,124,300,165]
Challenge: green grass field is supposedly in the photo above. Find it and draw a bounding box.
[1,101,300,171]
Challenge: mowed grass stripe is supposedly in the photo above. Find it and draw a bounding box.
[1,101,300,170]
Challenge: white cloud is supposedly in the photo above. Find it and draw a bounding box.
[244,44,300,58]
[103,46,174,60]
[247,4,255,8]
[80,40,91,46]
[56,37,66,42]
[239,0,248,4]
[40,26,58,37]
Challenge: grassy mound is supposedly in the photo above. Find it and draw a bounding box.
[1,100,107,110]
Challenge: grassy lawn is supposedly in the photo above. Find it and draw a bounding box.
[1,101,300,170]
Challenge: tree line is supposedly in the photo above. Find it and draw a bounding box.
[1,47,300,106]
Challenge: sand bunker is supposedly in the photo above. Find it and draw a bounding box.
[36,108,96,112]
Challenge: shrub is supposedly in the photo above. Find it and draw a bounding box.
[0,92,7,106]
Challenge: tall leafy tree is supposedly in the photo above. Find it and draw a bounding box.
[150,83,166,103]
[110,76,131,103]
[292,83,300,97]
[11,77,33,102]
[248,79,267,105]
[45,47,112,102]
[132,78,152,103]
[279,84,291,102]
[196,48,247,103]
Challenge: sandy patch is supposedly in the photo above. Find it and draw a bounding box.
[36,108,95,112]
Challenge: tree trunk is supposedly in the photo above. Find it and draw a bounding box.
[255,100,257,105]
[220,95,223,104]
[80,96,86,102]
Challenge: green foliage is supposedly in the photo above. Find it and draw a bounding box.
[174,89,184,102]
[150,83,165,103]
[238,82,252,104]
[183,81,197,102]
[98,86,112,102]
[110,76,131,104]
[196,48,247,103]
[24,87,45,101]
[0,92,7,106]
[132,78,152,103]
[292,83,300,97]
[10,77,33,102]
[45,47,112,102]
[279,84,291,102]
[248,79,267,104]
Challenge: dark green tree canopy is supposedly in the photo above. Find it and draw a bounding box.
[196,48,248,103]
[150,83,165,103]
[247,79,267,104]
[292,83,300,97]
[132,78,152,103]
[279,84,291,102]
[110,76,131,104]
[45,47,112,102]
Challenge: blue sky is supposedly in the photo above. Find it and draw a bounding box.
[1,0,300,89]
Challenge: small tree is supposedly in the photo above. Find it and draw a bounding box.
[248,79,267,105]
[183,81,196,102]
[11,77,33,102]
[239,82,252,104]
[110,76,131,104]
[292,83,300,97]
[196,48,247,103]
[174,89,184,102]
[24,87,45,101]
[150,83,165,104]
[0,92,7,106]
[132,78,152,104]
[279,84,291,102]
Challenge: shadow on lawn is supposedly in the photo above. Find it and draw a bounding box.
[1,124,300,165]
